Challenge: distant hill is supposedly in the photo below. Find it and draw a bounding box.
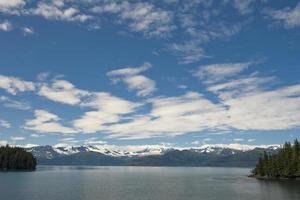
[26,145,279,167]
[0,145,36,171]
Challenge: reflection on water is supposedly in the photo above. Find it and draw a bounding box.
[0,166,299,200]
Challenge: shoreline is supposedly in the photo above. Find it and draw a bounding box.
[248,174,300,180]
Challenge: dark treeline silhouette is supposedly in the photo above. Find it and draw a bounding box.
[252,139,300,179]
[0,145,36,171]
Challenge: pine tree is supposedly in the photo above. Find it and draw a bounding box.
[252,139,300,179]
[0,145,36,171]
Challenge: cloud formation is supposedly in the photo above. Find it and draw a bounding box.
[22,26,34,35]
[91,1,174,37]
[10,136,25,141]
[24,110,77,134]
[0,119,10,128]
[30,1,92,22]
[0,75,35,95]
[73,92,140,133]
[0,95,31,110]
[0,0,25,14]
[0,20,12,31]
[38,80,89,105]
[267,2,300,28]
[107,63,156,97]
[194,62,251,84]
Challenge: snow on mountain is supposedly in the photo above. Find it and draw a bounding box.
[26,143,281,159]
[196,143,281,152]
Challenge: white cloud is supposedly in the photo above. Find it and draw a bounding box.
[25,77,141,135]
[73,92,140,133]
[233,138,244,142]
[58,137,79,144]
[30,133,44,138]
[0,20,12,31]
[233,0,255,15]
[191,138,212,145]
[18,143,39,148]
[103,76,300,140]
[38,79,89,105]
[0,119,10,128]
[223,84,300,131]
[0,140,8,146]
[91,1,174,37]
[207,76,275,100]
[105,92,228,139]
[0,95,31,110]
[107,63,156,97]
[0,74,35,95]
[73,110,119,134]
[8,67,298,140]
[107,63,150,77]
[84,138,107,145]
[194,62,251,84]
[10,136,25,141]
[81,92,140,114]
[30,1,92,22]
[22,26,34,35]
[169,41,207,64]
[37,72,50,81]
[24,109,77,134]
[266,2,300,28]
[178,84,188,89]
[0,0,25,14]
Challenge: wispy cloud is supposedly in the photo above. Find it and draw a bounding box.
[30,1,92,22]
[0,74,35,95]
[10,65,298,140]
[266,2,300,28]
[22,26,34,35]
[73,92,140,133]
[91,1,174,37]
[24,109,77,134]
[105,92,228,139]
[0,0,25,14]
[38,79,89,105]
[194,62,252,84]
[0,20,13,31]
[107,62,156,97]
[168,41,207,64]
[0,119,10,128]
[0,95,31,110]
[30,133,44,138]
[233,0,255,15]
[10,136,25,141]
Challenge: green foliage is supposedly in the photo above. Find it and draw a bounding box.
[0,145,36,171]
[253,139,300,178]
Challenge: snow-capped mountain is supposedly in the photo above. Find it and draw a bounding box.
[26,144,280,160]
[25,144,281,167]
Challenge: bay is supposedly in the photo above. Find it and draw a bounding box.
[0,166,299,200]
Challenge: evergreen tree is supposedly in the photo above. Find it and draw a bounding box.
[252,139,300,178]
[0,145,36,171]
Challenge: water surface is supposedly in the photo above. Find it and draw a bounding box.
[0,166,299,200]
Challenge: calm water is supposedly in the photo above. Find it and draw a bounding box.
[0,166,299,200]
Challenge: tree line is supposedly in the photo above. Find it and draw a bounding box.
[252,139,300,178]
[0,145,36,171]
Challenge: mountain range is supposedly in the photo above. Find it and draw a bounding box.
[25,144,280,167]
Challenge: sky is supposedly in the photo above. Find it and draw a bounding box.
[0,0,300,148]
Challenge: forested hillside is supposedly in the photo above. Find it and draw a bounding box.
[0,145,36,171]
[252,140,300,179]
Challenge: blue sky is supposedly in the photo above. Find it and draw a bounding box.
[0,0,300,148]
